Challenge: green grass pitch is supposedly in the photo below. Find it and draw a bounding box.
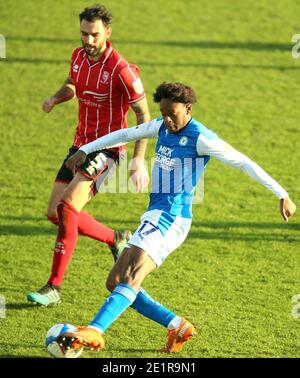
[0,0,300,358]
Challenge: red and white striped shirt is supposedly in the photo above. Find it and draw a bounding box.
[69,42,145,153]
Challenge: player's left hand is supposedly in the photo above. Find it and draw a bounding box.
[66,150,87,176]
[129,159,149,192]
[280,196,296,222]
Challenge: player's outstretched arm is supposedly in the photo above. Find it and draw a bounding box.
[280,196,296,222]
[65,118,161,174]
[197,134,296,221]
[42,76,76,113]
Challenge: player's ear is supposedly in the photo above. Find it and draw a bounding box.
[106,27,112,39]
[186,103,192,114]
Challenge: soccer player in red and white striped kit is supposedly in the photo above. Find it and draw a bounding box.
[27,4,151,306]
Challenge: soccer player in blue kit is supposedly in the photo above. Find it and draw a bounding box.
[57,82,296,354]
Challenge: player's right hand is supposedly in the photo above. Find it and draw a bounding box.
[280,196,296,222]
[66,150,87,176]
[42,97,57,113]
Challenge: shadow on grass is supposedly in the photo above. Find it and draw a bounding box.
[188,221,300,242]
[0,215,137,224]
[0,225,55,236]
[192,221,300,230]
[1,212,298,240]
[101,347,161,353]
[0,222,137,236]
[1,219,298,242]
[0,342,43,352]
[3,57,300,71]
[6,36,294,52]
[3,36,298,70]
[0,215,45,221]
[5,303,41,310]
[0,355,45,358]
[187,230,299,242]
[0,214,139,236]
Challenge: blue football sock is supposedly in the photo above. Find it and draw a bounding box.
[131,288,176,328]
[89,283,137,332]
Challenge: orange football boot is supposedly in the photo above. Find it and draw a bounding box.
[160,318,195,353]
[57,326,105,351]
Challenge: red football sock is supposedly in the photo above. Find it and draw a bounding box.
[48,201,79,286]
[47,212,115,246]
[78,211,115,246]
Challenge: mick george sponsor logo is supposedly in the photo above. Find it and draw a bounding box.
[155,145,176,171]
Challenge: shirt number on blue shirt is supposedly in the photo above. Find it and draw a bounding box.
[137,220,159,240]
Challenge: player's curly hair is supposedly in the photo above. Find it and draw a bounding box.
[79,4,113,26]
[153,82,197,104]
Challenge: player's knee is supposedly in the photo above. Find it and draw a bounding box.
[120,259,145,288]
[47,212,59,226]
[106,277,119,292]
[56,201,78,222]
[47,201,59,222]
[106,276,120,292]
[121,276,138,288]
[119,267,142,289]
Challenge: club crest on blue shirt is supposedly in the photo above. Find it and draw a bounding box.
[179,136,188,146]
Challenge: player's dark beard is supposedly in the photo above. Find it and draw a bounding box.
[84,45,101,57]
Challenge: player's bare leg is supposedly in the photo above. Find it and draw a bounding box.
[56,172,94,210]
[106,245,157,292]
[47,181,69,222]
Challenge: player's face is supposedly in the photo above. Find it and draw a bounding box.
[80,19,112,59]
[160,99,192,133]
